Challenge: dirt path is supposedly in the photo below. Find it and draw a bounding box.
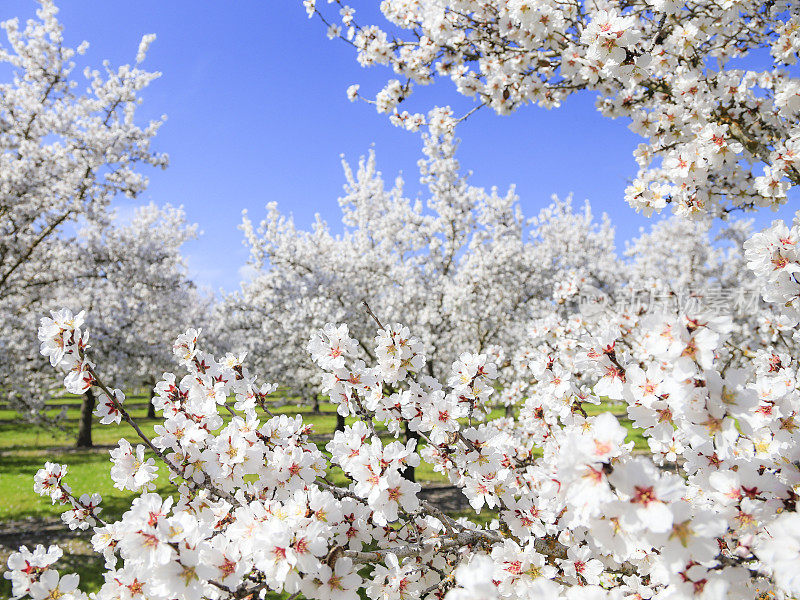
[0,517,92,554]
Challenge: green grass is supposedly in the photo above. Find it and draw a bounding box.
[0,451,172,522]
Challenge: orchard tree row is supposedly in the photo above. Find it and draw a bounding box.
[3,1,800,600]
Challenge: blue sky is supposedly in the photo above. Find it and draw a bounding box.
[3,1,797,292]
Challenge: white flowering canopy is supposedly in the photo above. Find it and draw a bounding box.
[225,130,620,396]
[0,1,201,421]
[5,1,800,600]
[309,0,800,217]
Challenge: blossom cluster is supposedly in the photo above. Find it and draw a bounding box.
[9,308,510,599]
[32,461,102,533]
[308,0,800,217]
[5,545,79,600]
[745,214,800,322]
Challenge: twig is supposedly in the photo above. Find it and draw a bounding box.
[86,365,237,505]
[363,300,385,330]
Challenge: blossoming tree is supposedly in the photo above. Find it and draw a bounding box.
[66,204,206,447]
[306,0,800,217]
[225,131,620,405]
[0,0,167,423]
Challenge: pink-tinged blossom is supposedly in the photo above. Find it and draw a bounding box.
[109,439,158,492]
[4,545,63,599]
[608,459,684,533]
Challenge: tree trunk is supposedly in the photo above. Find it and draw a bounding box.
[403,421,419,482]
[336,412,346,433]
[505,404,514,418]
[313,394,320,414]
[76,388,95,448]
[147,383,156,419]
